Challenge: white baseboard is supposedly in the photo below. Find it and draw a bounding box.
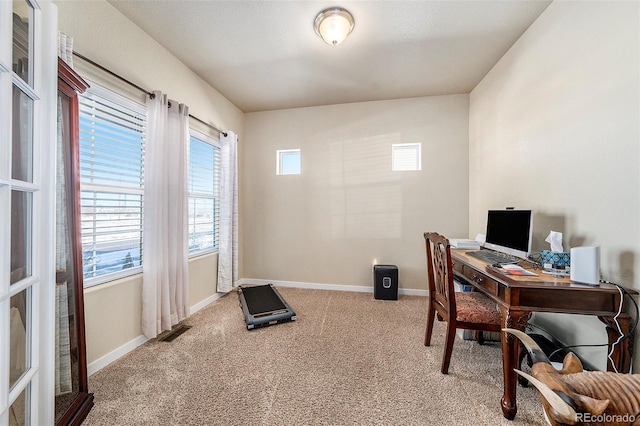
[88,293,223,376]
[396,287,428,296]
[88,334,148,376]
[237,278,428,297]
[190,292,225,315]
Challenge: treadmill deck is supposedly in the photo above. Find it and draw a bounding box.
[237,284,296,330]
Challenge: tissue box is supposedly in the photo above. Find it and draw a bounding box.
[541,250,571,268]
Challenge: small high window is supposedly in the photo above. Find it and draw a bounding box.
[392,143,422,171]
[277,149,301,175]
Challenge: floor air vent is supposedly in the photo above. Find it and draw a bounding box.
[158,324,192,342]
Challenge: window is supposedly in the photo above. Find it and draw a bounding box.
[188,130,221,255]
[78,83,146,285]
[392,143,422,171]
[277,149,301,175]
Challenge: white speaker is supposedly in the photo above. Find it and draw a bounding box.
[570,246,600,285]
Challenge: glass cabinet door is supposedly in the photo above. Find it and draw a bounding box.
[54,90,80,421]
[55,58,93,426]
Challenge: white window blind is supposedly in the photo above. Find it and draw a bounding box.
[78,83,146,285]
[188,131,221,255]
[392,143,422,171]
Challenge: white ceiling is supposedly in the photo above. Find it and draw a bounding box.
[107,0,552,113]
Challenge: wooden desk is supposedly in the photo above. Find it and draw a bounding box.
[451,249,636,420]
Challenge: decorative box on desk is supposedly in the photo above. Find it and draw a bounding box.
[541,250,571,270]
[373,265,398,300]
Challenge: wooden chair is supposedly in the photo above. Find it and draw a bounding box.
[423,232,502,374]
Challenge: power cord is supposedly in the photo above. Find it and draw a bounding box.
[524,321,611,363]
[543,281,639,371]
[525,252,544,271]
[603,281,639,372]
[607,284,625,373]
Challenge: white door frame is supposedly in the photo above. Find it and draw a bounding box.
[0,1,57,425]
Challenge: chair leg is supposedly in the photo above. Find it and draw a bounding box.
[441,322,457,374]
[424,302,436,346]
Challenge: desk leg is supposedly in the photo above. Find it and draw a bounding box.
[599,315,634,373]
[500,307,529,420]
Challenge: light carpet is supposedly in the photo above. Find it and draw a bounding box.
[84,287,546,425]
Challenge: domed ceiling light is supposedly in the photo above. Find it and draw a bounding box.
[314,7,355,46]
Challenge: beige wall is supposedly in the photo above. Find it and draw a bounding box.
[55,0,242,366]
[84,276,143,365]
[470,1,639,371]
[243,95,470,291]
[84,255,218,366]
[189,253,219,308]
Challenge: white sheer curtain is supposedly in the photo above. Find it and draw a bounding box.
[217,131,239,293]
[142,91,190,338]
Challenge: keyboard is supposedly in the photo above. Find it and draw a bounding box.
[467,250,517,265]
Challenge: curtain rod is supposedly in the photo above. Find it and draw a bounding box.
[72,51,228,137]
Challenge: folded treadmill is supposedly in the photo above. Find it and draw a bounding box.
[237,284,297,330]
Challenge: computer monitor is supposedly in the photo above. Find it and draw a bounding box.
[484,209,533,260]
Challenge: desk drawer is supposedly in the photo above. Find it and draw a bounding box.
[458,265,498,296]
[452,259,464,275]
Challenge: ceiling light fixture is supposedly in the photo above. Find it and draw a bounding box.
[314,7,355,46]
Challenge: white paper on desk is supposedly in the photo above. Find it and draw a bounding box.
[500,264,537,276]
[450,239,480,249]
[545,231,563,252]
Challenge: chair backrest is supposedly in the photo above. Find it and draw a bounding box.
[424,232,456,321]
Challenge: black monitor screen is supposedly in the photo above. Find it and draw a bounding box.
[485,210,533,258]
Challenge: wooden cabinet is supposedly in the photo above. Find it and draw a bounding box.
[55,57,94,426]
